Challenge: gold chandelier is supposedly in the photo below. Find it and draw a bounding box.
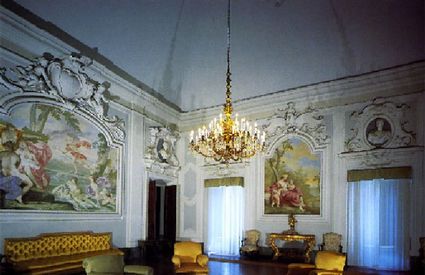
[189,0,265,163]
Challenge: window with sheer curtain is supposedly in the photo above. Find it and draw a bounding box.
[347,178,410,271]
[206,185,244,256]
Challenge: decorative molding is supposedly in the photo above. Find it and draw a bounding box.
[345,98,416,152]
[202,161,249,178]
[145,127,180,178]
[0,52,125,144]
[339,146,423,170]
[262,102,329,153]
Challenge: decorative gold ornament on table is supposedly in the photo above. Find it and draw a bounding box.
[284,213,298,235]
[189,0,266,163]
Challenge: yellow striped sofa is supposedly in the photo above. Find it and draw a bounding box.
[4,231,123,274]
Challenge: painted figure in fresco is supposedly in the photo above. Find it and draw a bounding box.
[66,177,98,210]
[280,179,305,211]
[64,136,92,174]
[0,126,34,203]
[25,141,52,190]
[367,118,391,146]
[0,151,24,203]
[86,175,101,205]
[98,188,115,208]
[52,177,98,211]
[85,175,116,208]
[269,174,290,207]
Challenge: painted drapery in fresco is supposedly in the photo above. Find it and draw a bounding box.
[264,137,320,215]
[0,103,118,212]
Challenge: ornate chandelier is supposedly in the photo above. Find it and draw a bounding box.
[189,0,266,163]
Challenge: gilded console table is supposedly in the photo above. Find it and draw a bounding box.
[268,233,316,262]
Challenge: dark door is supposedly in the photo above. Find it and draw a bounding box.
[147,180,157,240]
[164,185,176,242]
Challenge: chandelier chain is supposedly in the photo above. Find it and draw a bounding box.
[225,0,232,117]
[189,0,266,163]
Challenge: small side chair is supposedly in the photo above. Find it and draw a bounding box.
[240,229,261,257]
[319,232,343,253]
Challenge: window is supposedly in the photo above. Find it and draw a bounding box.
[206,185,244,256]
[347,178,410,270]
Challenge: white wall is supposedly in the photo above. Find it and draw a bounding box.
[0,6,179,253]
[177,62,425,255]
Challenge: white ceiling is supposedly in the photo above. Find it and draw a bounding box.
[14,0,424,111]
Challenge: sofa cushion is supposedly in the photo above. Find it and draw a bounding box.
[13,249,123,272]
[174,242,202,263]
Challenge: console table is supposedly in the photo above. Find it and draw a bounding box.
[268,233,316,262]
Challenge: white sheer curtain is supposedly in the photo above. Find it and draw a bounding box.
[207,185,244,256]
[347,178,410,270]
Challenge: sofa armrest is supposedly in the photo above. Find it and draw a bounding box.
[171,255,181,268]
[196,254,209,267]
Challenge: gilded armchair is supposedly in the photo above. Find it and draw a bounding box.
[319,232,342,253]
[240,229,261,257]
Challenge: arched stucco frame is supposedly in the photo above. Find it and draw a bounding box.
[0,52,126,219]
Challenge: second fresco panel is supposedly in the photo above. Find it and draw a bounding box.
[264,137,321,215]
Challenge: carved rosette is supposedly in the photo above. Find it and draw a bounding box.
[262,102,329,151]
[0,52,125,144]
[345,98,415,152]
[145,126,180,177]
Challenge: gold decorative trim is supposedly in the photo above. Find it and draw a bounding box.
[204,177,244,187]
[347,166,412,182]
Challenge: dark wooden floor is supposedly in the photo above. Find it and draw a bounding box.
[137,255,415,275]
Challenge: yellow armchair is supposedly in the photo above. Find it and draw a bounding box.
[287,251,346,275]
[172,241,209,274]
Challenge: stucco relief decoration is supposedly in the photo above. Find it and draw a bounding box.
[0,52,125,143]
[262,102,329,151]
[145,127,180,177]
[0,53,126,213]
[345,98,415,152]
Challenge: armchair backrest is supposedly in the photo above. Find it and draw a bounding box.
[174,241,202,263]
[322,232,342,252]
[315,251,346,272]
[244,230,260,246]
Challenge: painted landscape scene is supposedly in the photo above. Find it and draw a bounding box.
[0,103,119,212]
[264,137,321,215]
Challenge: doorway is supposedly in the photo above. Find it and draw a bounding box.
[147,179,176,242]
